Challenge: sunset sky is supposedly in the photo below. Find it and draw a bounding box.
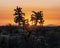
[0,0,60,26]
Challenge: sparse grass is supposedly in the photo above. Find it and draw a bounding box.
[0,25,60,48]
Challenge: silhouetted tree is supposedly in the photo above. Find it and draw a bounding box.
[30,14,36,25]
[32,11,39,26]
[39,11,44,27]
[14,6,25,27]
[31,11,44,27]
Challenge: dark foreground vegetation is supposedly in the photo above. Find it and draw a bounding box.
[0,25,60,48]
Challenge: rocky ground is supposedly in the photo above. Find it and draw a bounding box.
[0,25,60,48]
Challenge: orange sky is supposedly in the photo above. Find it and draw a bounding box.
[0,0,60,26]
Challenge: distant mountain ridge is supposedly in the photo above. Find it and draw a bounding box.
[46,24,59,27]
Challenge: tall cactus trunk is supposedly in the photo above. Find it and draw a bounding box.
[23,21,25,29]
[40,23,43,28]
[35,20,37,26]
[18,22,21,26]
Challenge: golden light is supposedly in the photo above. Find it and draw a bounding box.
[29,21,32,25]
[29,21,35,25]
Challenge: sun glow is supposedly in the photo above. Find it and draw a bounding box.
[29,21,32,25]
[28,21,35,25]
[0,0,60,26]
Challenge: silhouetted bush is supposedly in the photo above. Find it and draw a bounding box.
[0,26,60,48]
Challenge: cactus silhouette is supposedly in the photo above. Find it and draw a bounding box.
[14,6,25,27]
[31,11,44,27]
